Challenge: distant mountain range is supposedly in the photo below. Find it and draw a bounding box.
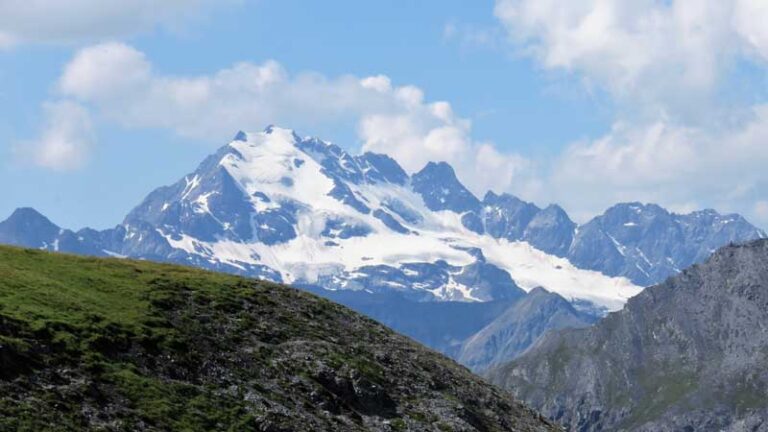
[488,239,768,431]
[1,125,764,371]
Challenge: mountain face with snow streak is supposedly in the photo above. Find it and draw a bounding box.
[568,203,767,286]
[117,126,638,309]
[0,126,763,311]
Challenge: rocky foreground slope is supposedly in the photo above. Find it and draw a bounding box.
[0,246,558,432]
[488,239,768,431]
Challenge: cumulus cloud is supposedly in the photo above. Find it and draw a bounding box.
[19,101,94,171]
[23,2,768,228]
[544,107,768,224]
[733,0,768,60]
[0,0,234,47]
[57,43,387,138]
[494,0,768,120]
[491,0,768,226]
[35,42,533,196]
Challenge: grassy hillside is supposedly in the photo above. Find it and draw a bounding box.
[0,246,557,431]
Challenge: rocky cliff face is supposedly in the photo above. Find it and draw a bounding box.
[488,239,768,431]
[0,246,558,432]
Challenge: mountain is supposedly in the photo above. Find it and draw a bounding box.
[1,126,643,311]
[523,205,576,257]
[2,129,759,302]
[568,202,766,286]
[0,207,61,248]
[487,239,768,431]
[0,245,558,432]
[457,288,596,372]
[411,161,480,213]
[0,125,764,373]
[307,286,599,373]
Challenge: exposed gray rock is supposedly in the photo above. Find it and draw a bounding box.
[568,203,766,285]
[523,205,576,258]
[488,239,768,431]
[481,192,540,240]
[412,161,480,213]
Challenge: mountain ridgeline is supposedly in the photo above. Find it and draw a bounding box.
[488,239,768,431]
[0,245,558,432]
[0,126,764,373]
[3,125,768,431]
[457,288,597,372]
[0,127,762,295]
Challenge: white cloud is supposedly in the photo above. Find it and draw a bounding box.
[19,101,94,171]
[491,0,768,227]
[734,0,768,60]
[59,43,153,100]
[754,200,768,222]
[443,21,501,49]
[493,0,768,120]
[36,42,533,197]
[546,106,768,224]
[26,9,768,229]
[0,0,235,47]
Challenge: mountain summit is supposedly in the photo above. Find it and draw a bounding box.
[1,127,763,312]
[0,125,765,374]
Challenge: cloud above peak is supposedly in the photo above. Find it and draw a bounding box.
[15,1,768,229]
[28,42,535,199]
[546,106,768,224]
[490,0,768,226]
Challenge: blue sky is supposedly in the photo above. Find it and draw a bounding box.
[1,0,768,229]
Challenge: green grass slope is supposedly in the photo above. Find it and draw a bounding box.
[0,246,557,432]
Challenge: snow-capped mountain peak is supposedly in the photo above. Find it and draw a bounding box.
[113,126,641,310]
[7,127,763,313]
